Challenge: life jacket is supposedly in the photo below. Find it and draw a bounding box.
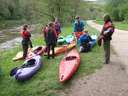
[103,21,115,41]
[103,21,114,32]
[45,29,57,44]
[20,30,31,39]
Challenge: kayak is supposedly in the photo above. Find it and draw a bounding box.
[59,48,80,83]
[44,42,76,56]
[91,35,97,40]
[90,35,97,48]
[10,55,42,81]
[65,35,74,44]
[12,46,45,61]
[74,32,83,39]
[57,36,66,45]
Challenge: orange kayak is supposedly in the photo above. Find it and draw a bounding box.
[44,42,76,56]
[59,48,80,83]
[12,46,45,61]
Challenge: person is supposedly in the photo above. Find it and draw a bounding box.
[78,31,94,52]
[100,14,115,64]
[20,24,33,59]
[54,18,61,36]
[73,16,85,39]
[45,22,57,59]
[42,24,49,42]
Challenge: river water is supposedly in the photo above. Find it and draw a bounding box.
[0,25,37,51]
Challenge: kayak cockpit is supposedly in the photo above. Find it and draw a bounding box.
[65,56,77,61]
[22,59,36,68]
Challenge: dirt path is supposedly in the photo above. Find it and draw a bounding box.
[87,20,128,73]
[59,54,128,96]
[58,21,128,96]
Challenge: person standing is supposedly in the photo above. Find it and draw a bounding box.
[42,24,49,43]
[20,24,33,59]
[45,22,57,59]
[100,14,115,64]
[54,18,61,36]
[73,16,85,39]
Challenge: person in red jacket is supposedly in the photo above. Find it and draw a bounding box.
[42,24,48,43]
[100,14,115,64]
[20,24,33,59]
[45,22,57,59]
[54,18,61,36]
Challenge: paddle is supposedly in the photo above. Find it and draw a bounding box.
[10,67,18,76]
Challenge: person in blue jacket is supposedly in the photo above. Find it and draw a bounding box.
[73,16,85,32]
[79,31,96,52]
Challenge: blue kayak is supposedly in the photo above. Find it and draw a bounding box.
[65,35,74,44]
[90,35,97,48]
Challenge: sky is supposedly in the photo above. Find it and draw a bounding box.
[84,0,97,1]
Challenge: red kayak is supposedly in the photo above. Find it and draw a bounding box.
[59,48,80,83]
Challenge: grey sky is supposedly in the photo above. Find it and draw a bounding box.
[84,0,97,1]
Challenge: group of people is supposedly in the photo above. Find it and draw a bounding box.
[20,14,115,64]
[73,15,115,64]
[20,18,61,59]
[73,16,95,52]
[42,18,61,59]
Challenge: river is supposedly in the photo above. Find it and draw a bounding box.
[0,25,37,51]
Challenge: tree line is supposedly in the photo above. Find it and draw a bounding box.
[0,0,103,25]
[101,0,128,22]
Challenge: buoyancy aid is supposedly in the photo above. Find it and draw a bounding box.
[20,30,31,39]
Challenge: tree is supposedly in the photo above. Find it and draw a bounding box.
[104,0,128,21]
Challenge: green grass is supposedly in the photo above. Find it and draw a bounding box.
[0,25,103,96]
[95,20,128,30]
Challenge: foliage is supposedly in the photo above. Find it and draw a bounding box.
[104,0,128,22]
[96,20,128,30]
[0,0,105,26]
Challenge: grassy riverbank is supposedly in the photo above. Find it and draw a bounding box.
[0,25,103,96]
[95,20,128,30]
